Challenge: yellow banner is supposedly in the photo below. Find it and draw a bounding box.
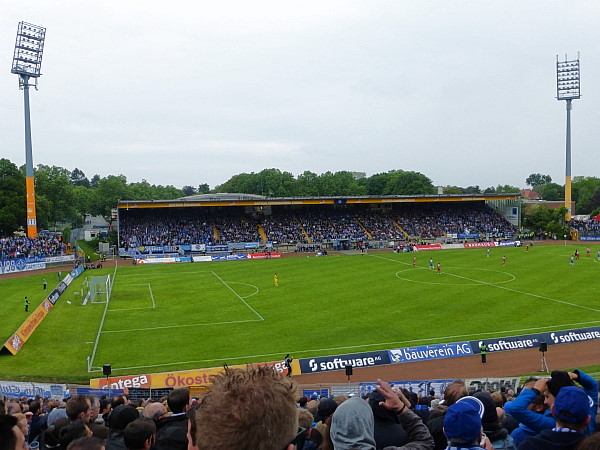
[3,300,53,355]
[90,359,297,389]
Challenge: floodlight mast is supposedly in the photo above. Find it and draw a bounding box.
[556,53,580,223]
[11,21,46,238]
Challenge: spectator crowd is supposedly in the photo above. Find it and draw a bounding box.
[118,205,517,249]
[0,364,597,450]
[0,235,66,260]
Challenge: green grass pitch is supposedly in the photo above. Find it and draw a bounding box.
[1,244,599,383]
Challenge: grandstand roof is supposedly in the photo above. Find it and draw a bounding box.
[117,192,520,209]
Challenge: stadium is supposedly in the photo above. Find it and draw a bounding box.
[2,7,600,450]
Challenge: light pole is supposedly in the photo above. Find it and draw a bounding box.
[11,22,46,238]
[556,54,580,223]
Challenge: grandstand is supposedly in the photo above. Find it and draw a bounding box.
[117,192,520,257]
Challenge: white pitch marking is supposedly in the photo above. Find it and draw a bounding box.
[101,318,263,334]
[211,271,264,320]
[373,255,600,313]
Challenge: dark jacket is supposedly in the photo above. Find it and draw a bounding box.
[156,413,188,450]
[385,409,434,450]
[426,414,447,450]
[517,429,585,450]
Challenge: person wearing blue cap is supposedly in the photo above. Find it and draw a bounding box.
[504,369,598,436]
[517,386,591,450]
[443,396,492,450]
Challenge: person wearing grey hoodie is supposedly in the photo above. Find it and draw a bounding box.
[330,380,434,450]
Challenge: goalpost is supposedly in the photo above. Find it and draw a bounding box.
[82,274,112,305]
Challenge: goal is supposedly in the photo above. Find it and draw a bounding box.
[82,274,112,305]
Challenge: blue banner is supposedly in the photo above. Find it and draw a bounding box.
[211,254,247,261]
[471,326,600,354]
[299,350,390,374]
[580,236,600,241]
[388,342,472,364]
[497,240,521,247]
[0,256,47,274]
[457,233,480,239]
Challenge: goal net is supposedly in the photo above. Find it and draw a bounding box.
[82,274,112,305]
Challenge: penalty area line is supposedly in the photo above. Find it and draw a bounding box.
[101,318,263,334]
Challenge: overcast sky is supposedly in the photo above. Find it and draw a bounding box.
[1,1,598,191]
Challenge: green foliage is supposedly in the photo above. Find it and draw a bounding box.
[0,159,26,235]
[384,170,436,195]
[572,177,600,214]
[526,173,552,187]
[534,183,564,201]
[496,184,521,193]
[1,245,597,383]
[524,205,569,236]
[443,186,462,194]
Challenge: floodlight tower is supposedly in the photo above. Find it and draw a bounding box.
[556,54,580,223]
[11,21,46,238]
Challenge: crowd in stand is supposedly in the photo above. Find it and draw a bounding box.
[1,365,597,450]
[118,205,517,249]
[0,235,66,260]
[570,219,600,235]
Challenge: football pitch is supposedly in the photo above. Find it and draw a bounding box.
[1,244,599,383]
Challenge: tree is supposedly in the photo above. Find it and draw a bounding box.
[384,170,436,195]
[70,168,90,187]
[296,171,320,196]
[526,173,552,187]
[495,184,520,193]
[198,183,210,194]
[90,174,101,188]
[462,185,481,194]
[534,183,563,201]
[182,185,197,196]
[359,172,391,195]
[34,164,77,226]
[571,176,600,214]
[0,158,26,234]
[523,205,569,237]
[443,186,462,194]
[95,175,130,217]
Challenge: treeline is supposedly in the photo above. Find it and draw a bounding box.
[1,158,599,236]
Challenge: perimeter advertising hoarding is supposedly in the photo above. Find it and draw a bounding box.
[464,242,496,248]
[90,359,299,389]
[0,256,46,274]
[412,244,442,251]
[3,300,53,355]
[3,265,82,355]
[470,326,600,354]
[388,342,473,364]
[298,351,390,374]
[0,380,67,399]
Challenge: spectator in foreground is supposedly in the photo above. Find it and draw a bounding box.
[504,370,597,436]
[0,414,27,450]
[194,365,299,450]
[124,419,156,450]
[156,387,189,450]
[67,436,106,450]
[443,397,492,450]
[473,391,515,450]
[328,379,434,450]
[518,386,591,450]
[428,380,469,450]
